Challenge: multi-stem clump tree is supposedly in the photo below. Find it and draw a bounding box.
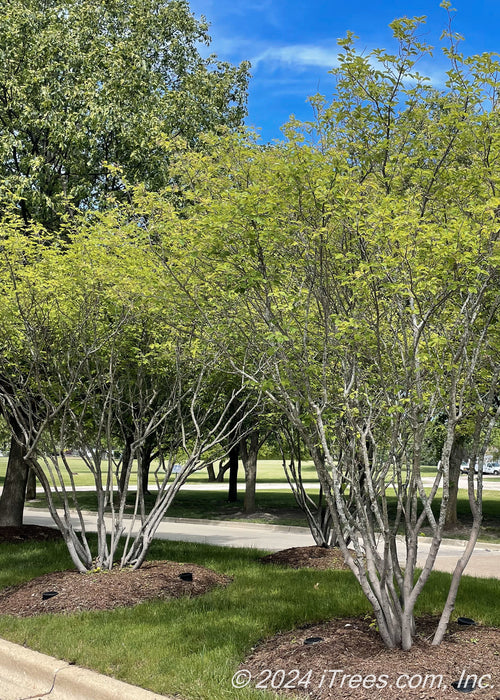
[0,221,254,571]
[164,14,500,649]
[0,0,249,528]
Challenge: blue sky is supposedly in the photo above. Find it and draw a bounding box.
[189,0,500,141]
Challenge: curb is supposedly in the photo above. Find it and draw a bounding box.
[0,638,171,700]
[162,515,309,534]
[411,536,500,552]
[438,537,500,551]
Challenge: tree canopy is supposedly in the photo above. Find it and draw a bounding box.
[147,15,500,649]
[0,0,250,529]
[0,0,249,229]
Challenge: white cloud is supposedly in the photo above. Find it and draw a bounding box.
[209,36,256,56]
[251,44,341,71]
[250,42,450,87]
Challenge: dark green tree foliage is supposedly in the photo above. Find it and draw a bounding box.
[0,0,249,229]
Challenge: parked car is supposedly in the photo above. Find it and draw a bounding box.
[460,460,500,475]
[485,461,500,475]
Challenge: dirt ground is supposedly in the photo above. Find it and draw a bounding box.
[1,529,499,699]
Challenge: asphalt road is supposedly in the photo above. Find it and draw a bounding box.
[21,507,500,580]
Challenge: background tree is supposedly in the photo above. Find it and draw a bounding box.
[277,420,341,548]
[238,410,272,514]
[0,0,249,229]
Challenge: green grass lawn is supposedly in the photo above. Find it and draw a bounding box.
[4,455,499,537]
[0,456,443,489]
[0,537,499,699]
[0,457,319,488]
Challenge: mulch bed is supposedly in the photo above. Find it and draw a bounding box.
[241,616,500,699]
[0,525,230,616]
[0,560,230,617]
[260,545,351,570]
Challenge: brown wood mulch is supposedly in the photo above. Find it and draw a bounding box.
[260,545,352,570]
[248,546,500,700]
[0,560,230,617]
[241,616,500,699]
